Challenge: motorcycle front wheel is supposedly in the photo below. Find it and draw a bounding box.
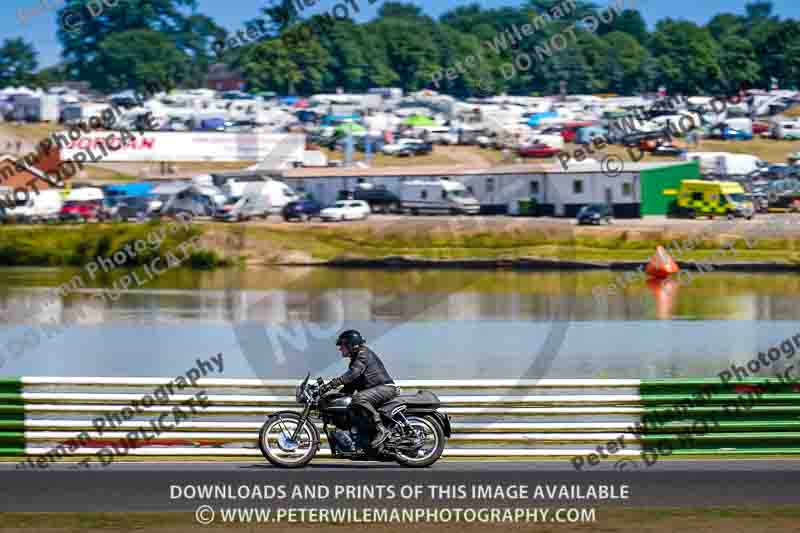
[259,413,317,468]
[394,415,446,468]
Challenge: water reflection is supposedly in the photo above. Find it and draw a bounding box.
[0,268,798,379]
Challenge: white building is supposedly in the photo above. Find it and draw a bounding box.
[280,161,700,218]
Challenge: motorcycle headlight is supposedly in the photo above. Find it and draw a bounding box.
[295,385,304,403]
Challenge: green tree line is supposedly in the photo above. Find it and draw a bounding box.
[0,0,797,97]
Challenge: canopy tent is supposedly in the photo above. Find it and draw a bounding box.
[335,123,367,136]
[403,115,437,127]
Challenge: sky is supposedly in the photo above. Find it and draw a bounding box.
[4,0,800,68]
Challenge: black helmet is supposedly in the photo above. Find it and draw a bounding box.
[336,330,365,351]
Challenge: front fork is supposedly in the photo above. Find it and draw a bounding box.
[291,404,312,441]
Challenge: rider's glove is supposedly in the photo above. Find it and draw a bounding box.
[320,378,340,394]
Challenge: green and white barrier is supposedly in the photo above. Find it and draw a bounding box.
[2,377,800,460]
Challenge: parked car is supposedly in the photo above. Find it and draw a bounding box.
[396,142,433,157]
[282,198,323,221]
[577,204,613,225]
[111,196,153,222]
[381,138,424,155]
[60,200,102,223]
[320,200,371,221]
[518,144,562,158]
[353,186,401,213]
[651,144,685,156]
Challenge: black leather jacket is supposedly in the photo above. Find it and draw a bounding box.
[329,345,394,392]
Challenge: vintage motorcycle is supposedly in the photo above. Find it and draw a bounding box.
[258,374,451,468]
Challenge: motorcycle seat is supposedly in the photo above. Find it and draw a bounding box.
[378,391,441,418]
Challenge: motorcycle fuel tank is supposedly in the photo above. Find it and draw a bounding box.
[319,392,352,411]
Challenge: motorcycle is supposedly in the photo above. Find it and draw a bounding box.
[258,373,451,468]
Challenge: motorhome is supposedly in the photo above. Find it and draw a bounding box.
[5,189,63,222]
[400,177,480,215]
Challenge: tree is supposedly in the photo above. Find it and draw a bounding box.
[379,3,428,20]
[100,30,190,93]
[232,27,328,95]
[601,10,648,44]
[34,65,69,88]
[650,20,722,93]
[718,35,761,92]
[0,38,38,87]
[603,32,650,94]
[57,0,221,91]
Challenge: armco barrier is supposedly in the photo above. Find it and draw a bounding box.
[2,377,800,459]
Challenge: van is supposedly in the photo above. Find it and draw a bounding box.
[400,177,480,215]
[677,180,754,219]
[214,173,297,213]
[214,192,270,222]
[6,189,64,222]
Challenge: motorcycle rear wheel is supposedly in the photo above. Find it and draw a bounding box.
[259,413,317,468]
[394,415,445,468]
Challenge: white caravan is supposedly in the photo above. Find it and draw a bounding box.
[400,177,480,215]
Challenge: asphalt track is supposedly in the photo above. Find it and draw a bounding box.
[1,460,799,512]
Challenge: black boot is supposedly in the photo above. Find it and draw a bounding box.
[370,423,390,449]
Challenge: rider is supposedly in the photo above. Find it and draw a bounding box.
[320,330,398,449]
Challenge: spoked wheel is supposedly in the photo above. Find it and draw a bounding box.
[394,415,445,468]
[259,413,317,468]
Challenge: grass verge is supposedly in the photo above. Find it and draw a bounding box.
[213,223,800,265]
[0,222,233,270]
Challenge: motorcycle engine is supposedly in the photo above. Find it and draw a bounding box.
[331,429,356,452]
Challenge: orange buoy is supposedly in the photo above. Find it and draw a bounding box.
[645,246,680,279]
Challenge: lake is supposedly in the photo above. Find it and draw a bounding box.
[0,267,798,380]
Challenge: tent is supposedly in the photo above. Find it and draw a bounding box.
[335,123,367,136]
[403,115,437,127]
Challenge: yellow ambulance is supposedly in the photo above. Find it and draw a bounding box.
[677,180,754,219]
